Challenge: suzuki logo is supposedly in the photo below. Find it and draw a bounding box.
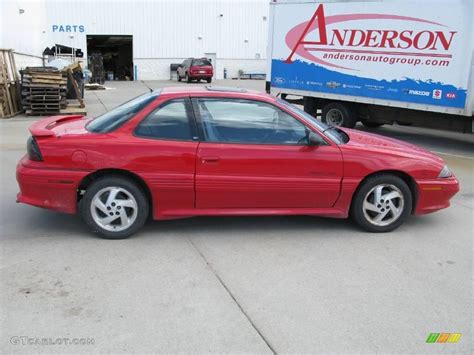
[432,89,442,99]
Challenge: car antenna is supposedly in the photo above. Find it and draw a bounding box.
[141,80,153,93]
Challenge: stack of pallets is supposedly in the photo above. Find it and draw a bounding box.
[21,67,67,116]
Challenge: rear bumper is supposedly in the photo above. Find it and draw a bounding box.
[415,177,460,215]
[190,73,213,78]
[16,157,89,214]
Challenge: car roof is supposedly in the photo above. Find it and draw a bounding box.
[160,85,273,99]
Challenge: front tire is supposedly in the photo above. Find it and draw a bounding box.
[351,174,412,233]
[80,176,149,239]
[322,102,357,128]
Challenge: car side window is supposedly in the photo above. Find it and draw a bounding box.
[135,99,194,141]
[195,98,309,145]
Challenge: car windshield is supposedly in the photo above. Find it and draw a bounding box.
[277,98,349,144]
[192,59,211,66]
[87,91,160,133]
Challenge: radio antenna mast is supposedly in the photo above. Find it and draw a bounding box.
[141,80,153,93]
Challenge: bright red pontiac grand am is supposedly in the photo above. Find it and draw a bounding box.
[16,86,459,239]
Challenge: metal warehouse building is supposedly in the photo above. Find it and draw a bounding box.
[0,0,269,80]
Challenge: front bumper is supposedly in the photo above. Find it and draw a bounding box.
[16,157,89,214]
[415,177,460,215]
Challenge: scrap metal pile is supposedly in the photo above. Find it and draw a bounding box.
[89,53,105,84]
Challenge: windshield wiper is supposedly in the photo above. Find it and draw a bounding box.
[322,126,338,133]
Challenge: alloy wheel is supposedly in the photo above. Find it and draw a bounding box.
[90,186,138,232]
[362,184,404,227]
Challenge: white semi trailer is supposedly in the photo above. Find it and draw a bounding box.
[266,0,474,132]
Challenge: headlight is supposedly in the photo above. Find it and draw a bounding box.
[438,165,452,178]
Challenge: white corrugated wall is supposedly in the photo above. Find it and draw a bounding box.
[1,0,269,79]
[0,1,46,70]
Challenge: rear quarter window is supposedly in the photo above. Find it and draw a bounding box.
[87,92,159,133]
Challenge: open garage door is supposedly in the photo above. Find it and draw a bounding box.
[86,35,133,81]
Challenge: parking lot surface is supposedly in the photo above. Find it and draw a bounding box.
[1,80,472,353]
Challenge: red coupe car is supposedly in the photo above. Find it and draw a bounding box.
[16,86,459,238]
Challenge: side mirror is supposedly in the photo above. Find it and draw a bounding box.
[307,131,324,146]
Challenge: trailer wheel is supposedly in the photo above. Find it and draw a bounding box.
[396,121,413,126]
[362,120,384,128]
[322,102,357,128]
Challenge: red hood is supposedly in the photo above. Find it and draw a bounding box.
[341,128,444,164]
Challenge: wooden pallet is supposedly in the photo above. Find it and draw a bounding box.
[23,88,65,95]
[22,83,67,89]
[26,110,60,116]
[25,100,86,116]
[0,49,22,118]
[28,94,62,101]
[21,66,70,114]
[20,63,86,115]
[66,67,85,108]
[31,102,60,108]
[60,102,87,115]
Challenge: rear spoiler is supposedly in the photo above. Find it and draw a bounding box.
[29,115,85,137]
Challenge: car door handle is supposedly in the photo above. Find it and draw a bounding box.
[201,156,220,163]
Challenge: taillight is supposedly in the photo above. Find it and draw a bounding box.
[27,136,43,161]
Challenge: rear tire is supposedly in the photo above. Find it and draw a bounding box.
[80,176,149,239]
[351,174,412,233]
[207,77,212,83]
[177,71,181,82]
[186,73,191,83]
[322,102,357,128]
